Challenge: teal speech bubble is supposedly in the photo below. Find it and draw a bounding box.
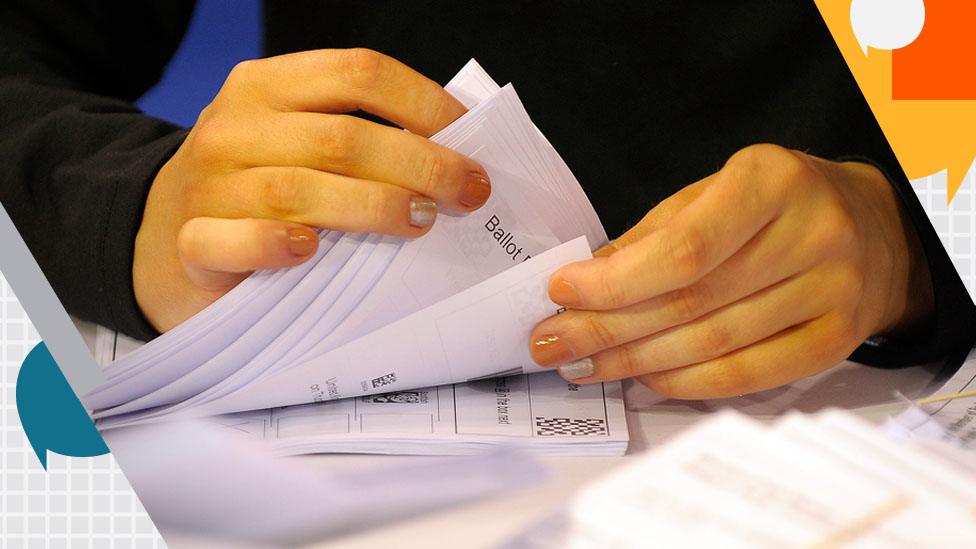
[15,342,109,469]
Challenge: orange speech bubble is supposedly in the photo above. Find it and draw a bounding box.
[816,0,976,202]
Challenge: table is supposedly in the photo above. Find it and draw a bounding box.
[75,318,952,548]
[310,358,947,548]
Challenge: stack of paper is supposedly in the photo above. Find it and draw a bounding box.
[509,410,976,547]
[93,330,629,456]
[83,61,629,456]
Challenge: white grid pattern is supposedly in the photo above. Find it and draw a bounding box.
[910,160,976,300]
[1,275,166,548]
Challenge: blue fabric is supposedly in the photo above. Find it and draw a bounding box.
[137,0,262,128]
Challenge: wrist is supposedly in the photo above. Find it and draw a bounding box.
[843,161,934,337]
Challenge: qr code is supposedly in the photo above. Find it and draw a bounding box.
[370,372,397,389]
[363,391,428,404]
[535,416,607,437]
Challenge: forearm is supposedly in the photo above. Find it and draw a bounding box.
[0,1,194,339]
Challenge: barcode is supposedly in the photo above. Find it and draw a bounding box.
[535,416,607,437]
[370,372,397,389]
[362,390,428,404]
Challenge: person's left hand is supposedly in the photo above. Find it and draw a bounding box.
[528,144,933,399]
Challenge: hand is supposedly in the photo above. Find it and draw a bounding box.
[135,49,491,332]
[529,144,933,399]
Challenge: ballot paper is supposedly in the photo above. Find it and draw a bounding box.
[507,410,976,548]
[82,60,629,455]
[93,328,628,456]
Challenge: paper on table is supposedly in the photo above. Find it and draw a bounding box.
[91,325,629,457]
[214,371,627,457]
[506,410,976,549]
[86,60,609,433]
[85,61,606,423]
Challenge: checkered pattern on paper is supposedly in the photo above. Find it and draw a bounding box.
[1,275,166,548]
[911,162,976,300]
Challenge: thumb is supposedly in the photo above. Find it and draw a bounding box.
[176,217,319,291]
[593,175,712,257]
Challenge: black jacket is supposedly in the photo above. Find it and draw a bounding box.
[1,1,972,367]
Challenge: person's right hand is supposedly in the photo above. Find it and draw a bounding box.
[134,49,491,333]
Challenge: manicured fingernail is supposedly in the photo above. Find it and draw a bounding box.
[549,277,580,306]
[531,334,575,366]
[286,227,318,256]
[558,358,594,381]
[459,173,492,208]
[409,196,437,228]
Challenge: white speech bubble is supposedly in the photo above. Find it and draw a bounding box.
[850,0,925,55]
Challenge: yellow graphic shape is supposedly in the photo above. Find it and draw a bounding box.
[816,0,975,203]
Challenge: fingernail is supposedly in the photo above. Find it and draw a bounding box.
[531,334,575,366]
[286,227,318,256]
[409,196,437,228]
[558,358,594,381]
[459,173,492,209]
[549,277,580,306]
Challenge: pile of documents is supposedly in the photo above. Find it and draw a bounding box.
[510,409,976,547]
[83,61,629,456]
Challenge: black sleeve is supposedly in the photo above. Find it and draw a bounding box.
[846,154,976,368]
[0,1,196,340]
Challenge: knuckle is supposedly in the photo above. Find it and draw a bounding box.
[417,150,448,198]
[226,59,260,85]
[773,150,818,195]
[813,200,859,255]
[723,143,774,175]
[319,116,362,167]
[363,184,397,230]
[668,229,709,282]
[728,143,790,168]
[640,373,674,397]
[576,315,617,351]
[260,167,304,218]
[175,219,204,261]
[239,219,271,263]
[724,144,813,196]
[188,115,233,162]
[336,48,387,88]
[665,283,712,323]
[418,91,456,136]
[596,262,628,308]
[701,360,756,398]
[696,323,734,357]
[600,345,643,379]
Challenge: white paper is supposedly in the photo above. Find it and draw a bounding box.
[85,61,610,432]
[506,410,976,548]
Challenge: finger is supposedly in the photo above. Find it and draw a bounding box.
[211,166,439,237]
[177,217,319,291]
[550,148,807,310]
[635,313,860,400]
[228,113,491,211]
[594,175,712,257]
[231,49,466,137]
[530,207,827,366]
[556,270,832,383]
